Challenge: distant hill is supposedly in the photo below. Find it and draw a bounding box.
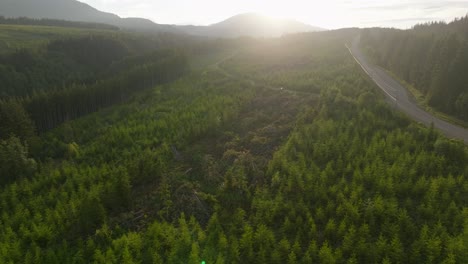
[179,13,324,38]
[0,1,322,37]
[0,0,179,33]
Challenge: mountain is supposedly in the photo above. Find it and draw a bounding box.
[0,0,179,33]
[179,13,324,38]
[0,0,322,37]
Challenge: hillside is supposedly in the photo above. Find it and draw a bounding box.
[0,0,322,38]
[180,13,323,38]
[0,24,116,54]
[0,24,195,132]
[0,0,179,33]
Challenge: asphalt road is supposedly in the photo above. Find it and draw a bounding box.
[348,36,468,144]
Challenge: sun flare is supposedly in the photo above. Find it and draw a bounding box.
[250,1,352,29]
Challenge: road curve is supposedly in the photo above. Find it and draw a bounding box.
[347,36,468,144]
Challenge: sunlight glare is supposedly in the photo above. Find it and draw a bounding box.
[249,1,352,29]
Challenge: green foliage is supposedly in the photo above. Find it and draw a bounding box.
[0,43,103,96]
[0,99,35,141]
[361,15,468,120]
[78,194,107,235]
[0,24,115,54]
[24,49,187,132]
[0,136,37,184]
[0,27,466,264]
[0,16,119,30]
[434,139,467,169]
[0,33,189,132]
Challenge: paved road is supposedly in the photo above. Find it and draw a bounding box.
[348,36,468,144]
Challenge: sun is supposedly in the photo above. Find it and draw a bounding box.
[249,3,295,20]
[250,1,351,29]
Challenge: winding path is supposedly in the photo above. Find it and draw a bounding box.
[347,37,468,144]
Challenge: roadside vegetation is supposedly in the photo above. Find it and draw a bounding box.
[361,15,468,122]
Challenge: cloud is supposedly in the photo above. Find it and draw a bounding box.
[339,0,467,28]
[348,0,468,11]
[77,0,468,29]
[361,17,437,26]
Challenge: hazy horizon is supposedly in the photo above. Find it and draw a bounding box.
[78,0,468,29]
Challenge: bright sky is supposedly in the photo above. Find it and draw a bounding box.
[78,0,468,29]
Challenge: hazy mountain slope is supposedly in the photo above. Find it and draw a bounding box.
[0,0,179,32]
[179,13,324,38]
[0,1,322,37]
[0,0,119,23]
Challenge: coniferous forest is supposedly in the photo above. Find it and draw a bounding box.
[0,17,467,264]
[361,15,468,121]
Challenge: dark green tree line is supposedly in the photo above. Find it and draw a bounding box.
[0,16,119,30]
[24,50,187,132]
[361,15,468,120]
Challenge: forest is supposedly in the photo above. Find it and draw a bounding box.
[0,22,467,264]
[0,25,201,135]
[360,15,468,121]
[0,16,119,30]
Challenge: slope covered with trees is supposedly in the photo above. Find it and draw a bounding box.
[0,30,187,98]
[361,15,468,121]
[0,16,119,30]
[0,24,193,135]
[0,27,466,263]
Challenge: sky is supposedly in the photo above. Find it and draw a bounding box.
[78,0,468,29]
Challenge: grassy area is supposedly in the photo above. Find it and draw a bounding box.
[385,69,468,128]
